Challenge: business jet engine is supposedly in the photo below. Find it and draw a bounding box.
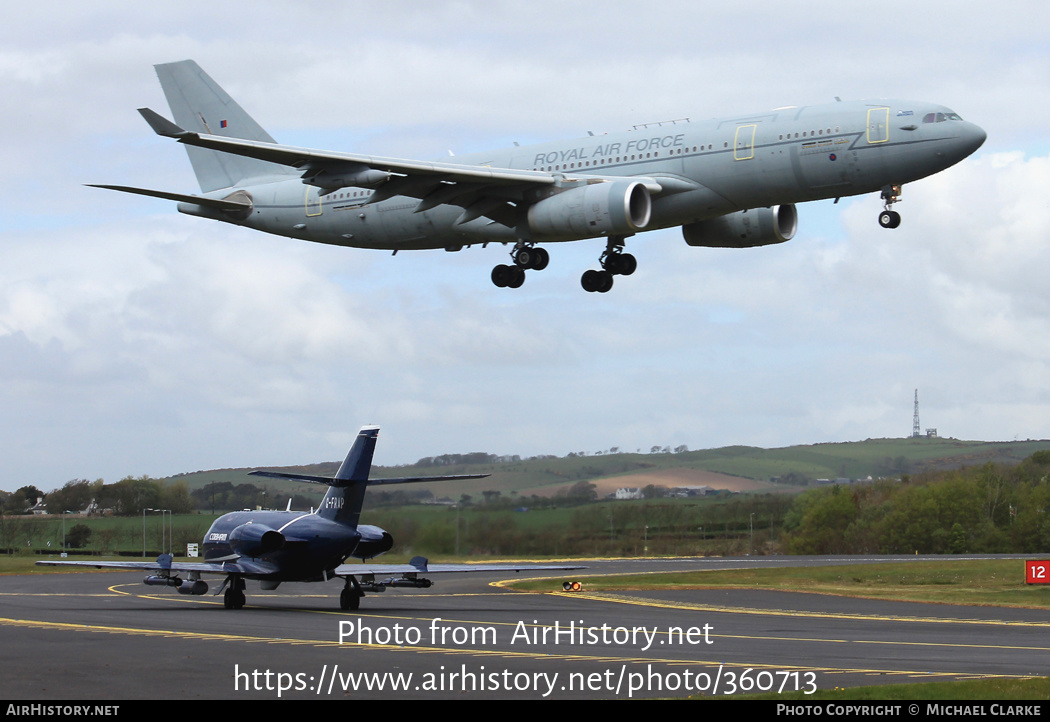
[527,181,651,241]
[353,524,394,559]
[682,205,797,248]
[228,522,286,557]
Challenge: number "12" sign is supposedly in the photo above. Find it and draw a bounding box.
[1025,560,1049,584]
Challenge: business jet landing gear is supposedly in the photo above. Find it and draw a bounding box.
[222,576,246,609]
[581,238,636,293]
[492,243,549,289]
[340,576,363,611]
[878,185,902,228]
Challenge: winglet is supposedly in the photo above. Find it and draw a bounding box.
[409,556,430,572]
[138,107,189,138]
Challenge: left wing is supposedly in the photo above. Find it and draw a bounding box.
[138,107,557,190]
[139,107,558,227]
[136,107,667,228]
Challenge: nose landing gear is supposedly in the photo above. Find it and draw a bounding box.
[878,185,902,228]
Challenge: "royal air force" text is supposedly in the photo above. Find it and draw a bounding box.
[533,134,685,165]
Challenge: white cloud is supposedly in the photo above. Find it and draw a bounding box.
[1,1,1049,486]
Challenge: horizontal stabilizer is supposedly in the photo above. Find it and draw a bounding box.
[138,107,188,138]
[86,184,252,211]
[248,470,490,486]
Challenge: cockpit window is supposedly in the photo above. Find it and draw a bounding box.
[923,111,964,123]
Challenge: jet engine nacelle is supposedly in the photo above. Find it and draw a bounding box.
[527,181,651,241]
[228,523,285,557]
[353,527,394,559]
[682,204,797,248]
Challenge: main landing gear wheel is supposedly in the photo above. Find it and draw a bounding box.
[491,245,548,289]
[878,210,901,228]
[491,264,526,288]
[514,246,549,271]
[582,238,636,292]
[581,269,614,293]
[223,587,246,610]
[340,576,364,611]
[339,587,360,611]
[604,252,637,276]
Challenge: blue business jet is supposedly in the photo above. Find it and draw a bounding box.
[38,426,582,610]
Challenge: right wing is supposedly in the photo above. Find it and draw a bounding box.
[84,183,252,212]
[35,553,273,577]
[335,556,584,577]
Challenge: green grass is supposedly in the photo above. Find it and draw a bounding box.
[1,513,217,554]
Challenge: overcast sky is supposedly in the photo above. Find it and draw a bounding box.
[3,2,1049,489]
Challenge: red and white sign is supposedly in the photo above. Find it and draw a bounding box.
[1025,560,1049,584]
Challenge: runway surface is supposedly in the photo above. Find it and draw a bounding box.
[2,556,1046,699]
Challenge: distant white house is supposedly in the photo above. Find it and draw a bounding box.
[615,488,643,500]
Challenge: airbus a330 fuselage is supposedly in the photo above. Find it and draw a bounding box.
[97,61,986,292]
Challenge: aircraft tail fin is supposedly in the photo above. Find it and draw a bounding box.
[248,426,489,529]
[154,59,298,192]
[318,426,380,527]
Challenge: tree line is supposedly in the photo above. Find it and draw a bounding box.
[1,477,195,517]
[9,452,1050,558]
[784,452,1050,554]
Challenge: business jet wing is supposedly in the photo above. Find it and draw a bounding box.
[335,556,584,576]
[36,554,273,576]
[37,554,580,578]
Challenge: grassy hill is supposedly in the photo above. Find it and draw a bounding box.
[162,436,1050,503]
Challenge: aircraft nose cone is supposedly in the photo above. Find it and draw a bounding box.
[963,123,987,155]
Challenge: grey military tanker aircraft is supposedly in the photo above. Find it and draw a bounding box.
[94,60,985,292]
[37,426,583,610]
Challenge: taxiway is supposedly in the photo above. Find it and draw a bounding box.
[2,556,1044,699]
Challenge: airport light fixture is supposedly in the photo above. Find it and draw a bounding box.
[142,508,158,557]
